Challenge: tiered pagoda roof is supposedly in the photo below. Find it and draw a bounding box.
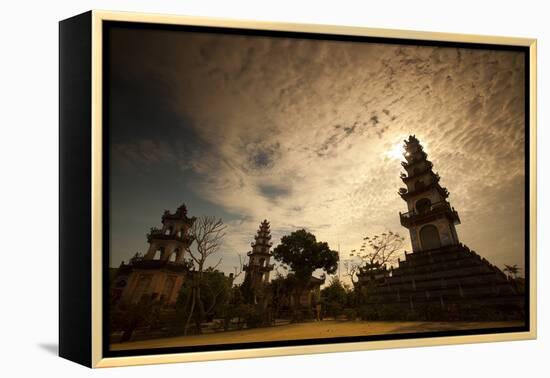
[249,219,273,253]
[243,220,275,293]
[398,136,450,202]
[399,200,460,228]
[398,135,459,229]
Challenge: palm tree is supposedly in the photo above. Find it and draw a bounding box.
[503,264,520,279]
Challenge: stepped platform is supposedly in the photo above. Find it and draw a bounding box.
[356,244,524,320]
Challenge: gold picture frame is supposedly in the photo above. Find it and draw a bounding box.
[59,10,537,368]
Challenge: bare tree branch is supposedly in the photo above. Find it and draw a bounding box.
[188,216,227,271]
[211,257,223,271]
[354,231,404,275]
[343,260,360,283]
[233,253,246,279]
[184,215,227,335]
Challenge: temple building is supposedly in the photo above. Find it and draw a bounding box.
[111,204,196,307]
[356,135,524,320]
[292,275,326,307]
[242,220,275,303]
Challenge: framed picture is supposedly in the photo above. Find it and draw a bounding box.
[59,10,537,368]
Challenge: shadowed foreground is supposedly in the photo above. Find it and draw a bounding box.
[111,320,523,351]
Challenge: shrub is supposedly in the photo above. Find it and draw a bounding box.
[377,304,403,320]
[358,305,378,320]
[405,309,421,321]
[324,302,344,318]
[245,310,264,328]
[422,303,445,321]
[236,304,271,329]
[343,308,357,321]
[291,307,314,322]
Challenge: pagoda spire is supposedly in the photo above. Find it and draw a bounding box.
[243,220,274,289]
[252,219,272,251]
[398,135,460,252]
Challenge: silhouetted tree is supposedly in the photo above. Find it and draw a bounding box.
[504,264,520,279]
[273,229,338,308]
[349,231,404,280]
[184,216,227,335]
[321,277,349,318]
[119,293,160,342]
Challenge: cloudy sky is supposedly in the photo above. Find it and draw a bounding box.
[107,24,526,282]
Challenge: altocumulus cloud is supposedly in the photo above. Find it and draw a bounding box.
[109,26,526,279]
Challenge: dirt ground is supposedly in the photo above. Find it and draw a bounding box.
[110,320,523,351]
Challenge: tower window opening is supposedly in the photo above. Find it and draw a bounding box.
[416,198,432,214]
[419,225,441,250]
[153,249,162,260]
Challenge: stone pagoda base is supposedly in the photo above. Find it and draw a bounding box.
[356,244,525,321]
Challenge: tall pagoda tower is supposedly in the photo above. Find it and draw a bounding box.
[355,135,524,321]
[243,220,274,290]
[398,135,461,252]
[111,204,196,307]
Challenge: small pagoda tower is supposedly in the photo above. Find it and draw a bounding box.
[112,204,196,307]
[398,135,461,252]
[243,220,274,291]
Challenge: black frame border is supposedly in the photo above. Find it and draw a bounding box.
[59,11,93,367]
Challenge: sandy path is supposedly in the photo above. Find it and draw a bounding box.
[111,320,523,351]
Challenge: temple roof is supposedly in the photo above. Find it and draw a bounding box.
[162,203,197,224]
